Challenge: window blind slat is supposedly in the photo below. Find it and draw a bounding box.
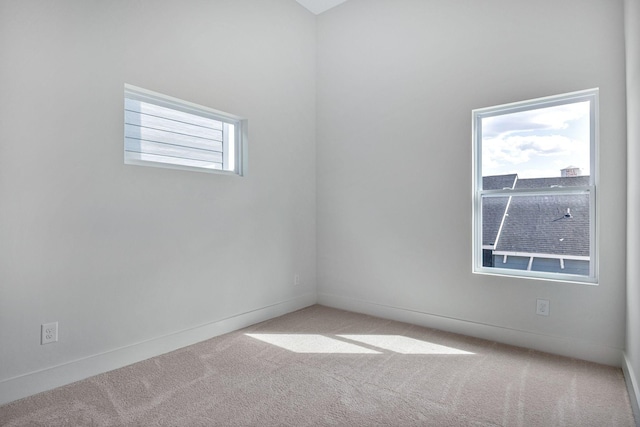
[125,152,223,170]
[125,124,223,153]
[125,98,224,131]
[125,138,223,163]
[124,110,223,141]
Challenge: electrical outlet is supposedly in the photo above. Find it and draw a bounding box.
[294,274,301,286]
[536,299,550,316]
[41,322,58,345]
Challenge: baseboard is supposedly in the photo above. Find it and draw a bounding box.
[623,353,640,427]
[0,292,317,406]
[317,292,623,366]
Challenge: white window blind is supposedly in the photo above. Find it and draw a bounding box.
[124,84,245,175]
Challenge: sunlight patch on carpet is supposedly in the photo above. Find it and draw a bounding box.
[245,333,474,355]
[338,335,475,355]
[245,334,382,354]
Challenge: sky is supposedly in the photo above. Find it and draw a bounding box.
[481,101,591,179]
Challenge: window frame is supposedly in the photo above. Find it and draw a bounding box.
[124,84,247,176]
[472,89,599,284]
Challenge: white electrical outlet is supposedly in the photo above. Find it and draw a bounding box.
[294,274,301,286]
[41,322,58,345]
[536,299,550,316]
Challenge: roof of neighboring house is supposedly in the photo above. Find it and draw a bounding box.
[483,174,518,191]
[482,175,589,256]
[489,175,590,257]
[513,176,590,189]
[482,174,517,246]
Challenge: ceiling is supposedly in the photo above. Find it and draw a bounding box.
[295,0,349,15]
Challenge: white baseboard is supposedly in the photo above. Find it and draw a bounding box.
[623,353,640,427]
[317,292,623,366]
[0,292,316,406]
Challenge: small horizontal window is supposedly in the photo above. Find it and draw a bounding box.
[124,84,246,175]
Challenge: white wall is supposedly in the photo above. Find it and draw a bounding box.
[625,0,640,421]
[0,0,317,404]
[0,0,634,408]
[317,0,628,365]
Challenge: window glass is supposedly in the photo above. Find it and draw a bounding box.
[481,101,591,186]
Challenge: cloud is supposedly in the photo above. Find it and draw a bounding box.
[531,102,589,130]
[480,100,591,178]
[483,134,573,165]
[481,101,590,139]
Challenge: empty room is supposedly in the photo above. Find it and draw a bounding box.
[1,0,639,425]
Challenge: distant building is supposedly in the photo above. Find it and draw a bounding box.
[482,174,590,275]
[561,165,582,177]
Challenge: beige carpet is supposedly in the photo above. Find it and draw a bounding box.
[0,305,635,426]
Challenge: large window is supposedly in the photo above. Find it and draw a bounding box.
[124,84,246,175]
[473,89,598,283]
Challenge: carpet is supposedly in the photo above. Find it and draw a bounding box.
[0,305,635,426]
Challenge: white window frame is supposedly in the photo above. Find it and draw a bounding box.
[472,89,599,284]
[124,84,247,176]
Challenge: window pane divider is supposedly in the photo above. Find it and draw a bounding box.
[480,186,592,197]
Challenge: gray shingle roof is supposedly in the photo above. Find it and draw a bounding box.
[483,174,518,191]
[493,176,590,256]
[514,176,590,189]
[482,174,516,246]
